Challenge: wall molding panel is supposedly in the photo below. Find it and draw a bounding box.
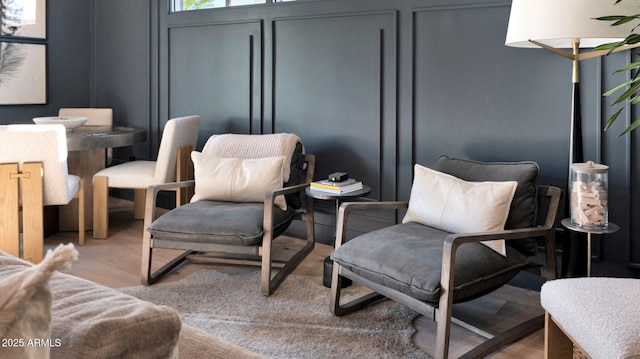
[132,0,640,275]
[268,11,398,236]
[161,20,262,148]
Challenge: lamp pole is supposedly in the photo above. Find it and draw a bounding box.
[570,39,583,165]
[567,39,587,277]
[525,37,640,276]
[530,38,587,276]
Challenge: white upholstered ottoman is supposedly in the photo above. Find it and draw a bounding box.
[540,277,640,359]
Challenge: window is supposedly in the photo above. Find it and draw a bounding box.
[172,0,296,12]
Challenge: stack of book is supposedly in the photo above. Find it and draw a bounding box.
[310,178,363,194]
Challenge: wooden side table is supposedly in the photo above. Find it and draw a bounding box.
[561,218,619,277]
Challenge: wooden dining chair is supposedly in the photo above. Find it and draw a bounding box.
[58,108,113,126]
[59,108,114,166]
[92,115,200,239]
[0,124,86,263]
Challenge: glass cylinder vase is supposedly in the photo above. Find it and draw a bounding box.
[570,161,609,230]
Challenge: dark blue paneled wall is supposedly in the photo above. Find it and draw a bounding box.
[2,0,638,278]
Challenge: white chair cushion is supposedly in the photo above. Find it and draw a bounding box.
[541,278,640,359]
[94,161,157,188]
[402,164,517,256]
[153,115,200,183]
[91,115,200,190]
[65,175,81,204]
[0,124,76,206]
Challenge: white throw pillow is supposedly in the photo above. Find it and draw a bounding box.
[402,164,517,256]
[190,152,287,210]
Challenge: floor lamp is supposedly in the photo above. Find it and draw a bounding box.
[505,0,638,277]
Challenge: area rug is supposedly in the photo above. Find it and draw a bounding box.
[119,269,430,358]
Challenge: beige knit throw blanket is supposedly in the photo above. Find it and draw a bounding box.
[201,133,302,182]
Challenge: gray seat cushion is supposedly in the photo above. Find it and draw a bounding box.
[331,222,531,303]
[147,200,295,246]
[435,155,539,256]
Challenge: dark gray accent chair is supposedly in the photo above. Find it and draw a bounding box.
[140,133,315,296]
[330,155,561,358]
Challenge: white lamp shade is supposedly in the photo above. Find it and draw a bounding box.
[505,0,638,48]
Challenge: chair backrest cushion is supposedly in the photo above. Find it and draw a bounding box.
[190,152,288,209]
[58,108,113,127]
[154,115,201,183]
[434,155,540,256]
[201,133,305,209]
[0,124,74,206]
[402,164,517,256]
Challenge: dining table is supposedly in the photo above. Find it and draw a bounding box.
[59,125,147,232]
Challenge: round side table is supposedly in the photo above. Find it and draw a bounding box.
[306,185,371,288]
[305,185,372,221]
[561,218,619,277]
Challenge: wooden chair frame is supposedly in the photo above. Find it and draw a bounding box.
[141,154,316,296]
[330,185,561,359]
[0,162,85,263]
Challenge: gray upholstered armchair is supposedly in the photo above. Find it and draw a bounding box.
[330,156,561,359]
[141,133,315,296]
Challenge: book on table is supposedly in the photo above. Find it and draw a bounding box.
[310,179,363,194]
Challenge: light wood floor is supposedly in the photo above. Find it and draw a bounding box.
[44,197,544,358]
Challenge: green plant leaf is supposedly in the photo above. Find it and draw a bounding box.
[603,79,635,96]
[620,117,640,135]
[613,16,638,26]
[612,82,640,105]
[604,108,624,131]
[624,33,640,44]
[596,15,627,21]
[597,1,640,135]
[613,61,640,73]
[595,42,624,51]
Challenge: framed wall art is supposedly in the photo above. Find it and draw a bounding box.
[0,42,47,105]
[1,0,47,40]
[0,0,47,105]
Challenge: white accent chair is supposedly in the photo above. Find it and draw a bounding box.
[58,108,114,165]
[58,108,113,126]
[0,124,85,263]
[92,115,200,239]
